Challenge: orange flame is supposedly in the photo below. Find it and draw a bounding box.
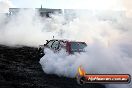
[78,66,86,76]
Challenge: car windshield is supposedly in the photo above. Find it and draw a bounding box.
[71,42,87,52]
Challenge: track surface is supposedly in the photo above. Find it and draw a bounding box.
[0,45,105,88]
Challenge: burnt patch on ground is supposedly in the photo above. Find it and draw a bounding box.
[0,45,105,88]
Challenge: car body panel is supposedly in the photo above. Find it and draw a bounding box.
[38,39,87,57]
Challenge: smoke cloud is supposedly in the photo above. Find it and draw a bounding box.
[0,9,66,47]
[39,11,132,88]
[0,0,14,13]
[123,0,132,18]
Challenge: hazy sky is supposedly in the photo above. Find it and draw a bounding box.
[1,0,132,13]
[10,0,123,10]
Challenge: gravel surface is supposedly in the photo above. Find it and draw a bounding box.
[0,45,105,88]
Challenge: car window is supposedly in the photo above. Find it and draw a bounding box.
[47,40,54,48]
[71,42,87,52]
[52,41,59,50]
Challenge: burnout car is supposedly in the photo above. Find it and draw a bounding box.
[38,39,87,57]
